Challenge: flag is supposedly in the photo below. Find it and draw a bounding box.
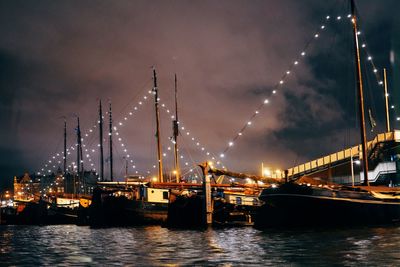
[368,109,377,132]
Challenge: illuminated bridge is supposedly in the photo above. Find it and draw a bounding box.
[286,130,400,186]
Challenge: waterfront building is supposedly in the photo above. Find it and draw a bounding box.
[13,173,41,201]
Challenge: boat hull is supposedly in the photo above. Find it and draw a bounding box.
[89,187,168,227]
[46,205,78,225]
[255,183,400,228]
[167,191,259,228]
[0,201,79,225]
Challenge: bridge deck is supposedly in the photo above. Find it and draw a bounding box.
[287,130,400,178]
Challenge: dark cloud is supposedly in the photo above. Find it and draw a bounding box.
[0,0,399,189]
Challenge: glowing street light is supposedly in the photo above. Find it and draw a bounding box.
[263,168,271,177]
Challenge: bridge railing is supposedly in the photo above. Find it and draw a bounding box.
[286,131,399,178]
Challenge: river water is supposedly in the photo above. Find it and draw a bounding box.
[1,224,399,266]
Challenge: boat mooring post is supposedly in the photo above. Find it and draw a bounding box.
[199,162,213,226]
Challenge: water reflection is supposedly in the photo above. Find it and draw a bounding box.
[1,225,399,266]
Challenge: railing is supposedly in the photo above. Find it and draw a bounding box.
[359,162,396,183]
[286,131,400,178]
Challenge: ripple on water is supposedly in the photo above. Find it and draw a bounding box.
[1,225,399,266]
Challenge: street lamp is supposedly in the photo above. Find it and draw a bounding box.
[350,155,361,186]
[261,163,275,177]
[263,167,271,177]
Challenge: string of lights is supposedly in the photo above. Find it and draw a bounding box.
[38,69,253,179]
[108,91,154,176]
[112,89,219,178]
[37,15,387,181]
[77,91,155,177]
[215,13,391,160]
[34,8,394,185]
[36,118,104,179]
[214,14,340,159]
[158,100,226,169]
[36,88,154,179]
[115,96,208,179]
[356,22,398,121]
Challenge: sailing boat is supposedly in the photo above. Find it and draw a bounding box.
[89,70,171,227]
[44,117,93,225]
[254,0,400,228]
[4,119,85,225]
[167,165,271,228]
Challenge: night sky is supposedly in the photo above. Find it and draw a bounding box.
[0,0,399,190]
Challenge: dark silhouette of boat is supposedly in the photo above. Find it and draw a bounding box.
[254,0,400,228]
[89,183,169,227]
[0,198,79,225]
[255,181,400,227]
[166,181,263,228]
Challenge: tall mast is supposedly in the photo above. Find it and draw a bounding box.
[109,101,114,182]
[99,100,104,181]
[76,117,81,175]
[76,116,84,193]
[80,131,84,193]
[63,118,67,175]
[173,74,180,182]
[351,0,369,186]
[383,68,391,132]
[153,68,164,183]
